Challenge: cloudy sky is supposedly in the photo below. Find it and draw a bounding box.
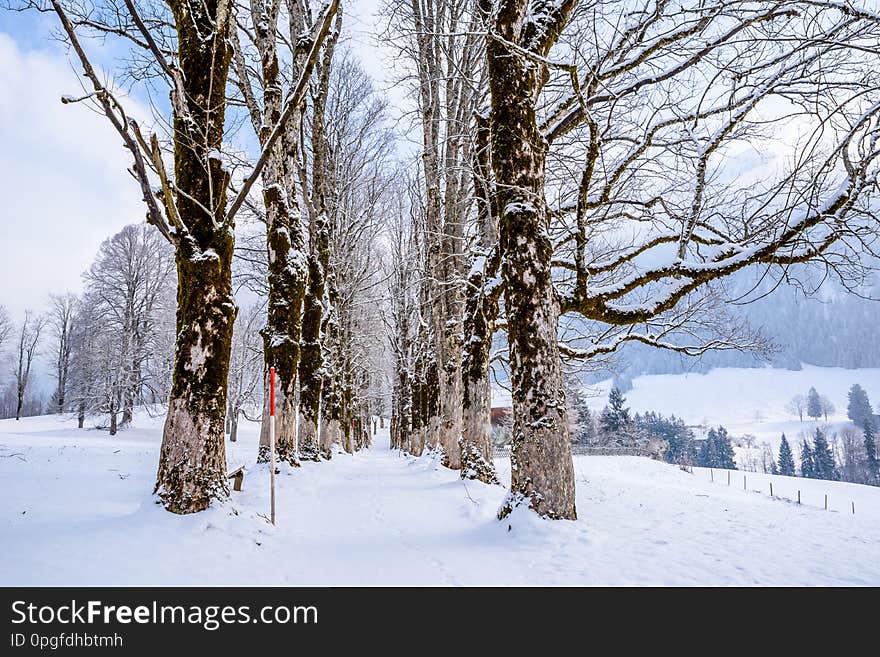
[0,2,399,322]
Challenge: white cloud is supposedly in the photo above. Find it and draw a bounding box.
[0,32,145,321]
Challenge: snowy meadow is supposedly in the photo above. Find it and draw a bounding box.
[3,365,879,586]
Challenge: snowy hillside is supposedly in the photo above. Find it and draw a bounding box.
[492,365,880,447]
[2,409,879,586]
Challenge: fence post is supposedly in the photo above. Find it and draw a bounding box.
[743,475,746,490]
[852,501,855,515]
[727,471,730,486]
[798,490,801,505]
[770,482,773,497]
[710,469,713,482]
[824,494,828,510]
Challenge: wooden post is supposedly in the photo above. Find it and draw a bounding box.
[743,475,746,490]
[824,494,828,511]
[770,482,773,497]
[852,501,855,515]
[798,489,801,504]
[727,471,730,486]
[710,469,714,482]
[269,366,276,526]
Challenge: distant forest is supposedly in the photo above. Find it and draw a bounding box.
[589,269,880,385]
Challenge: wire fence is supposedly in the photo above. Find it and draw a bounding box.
[704,468,858,515]
[491,446,866,516]
[493,445,653,457]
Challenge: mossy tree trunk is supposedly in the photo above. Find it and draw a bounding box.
[319,282,342,457]
[153,0,236,514]
[255,1,308,466]
[298,23,338,461]
[298,223,328,460]
[460,117,500,485]
[487,0,577,520]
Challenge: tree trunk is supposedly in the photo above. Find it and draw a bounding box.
[298,20,337,462]
[229,411,238,443]
[256,141,307,465]
[122,387,134,425]
[460,274,499,484]
[109,409,118,436]
[77,402,85,429]
[256,1,308,466]
[487,11,576,520]
[341,352,354,453]
[460,115,500,484]
[297,216,329,462]
[57,379,65,413]
[155,233,237,512]
[154,0,236,514]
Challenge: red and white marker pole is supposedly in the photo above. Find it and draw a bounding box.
[269,366,276,526]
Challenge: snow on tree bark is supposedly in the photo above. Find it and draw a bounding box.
[488,0,577,520]
[154,0,237,514]
[298,23,338,461]
[252,0,314,466]
[460,116,500,484]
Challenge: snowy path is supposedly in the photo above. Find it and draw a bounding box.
[2,412,880,585]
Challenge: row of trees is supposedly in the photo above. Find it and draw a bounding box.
[4,0,395,511]
[776,426,879,486]
[23,0,880,518]
[383,0,880,520]
[786,383,876,424]
[787,387,835,422]
[0,226,176,428]
[0,307,45,420]
[568,385,879,485]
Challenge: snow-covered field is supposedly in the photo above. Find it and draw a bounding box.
[570,364,880,447]
[2,397,879,586]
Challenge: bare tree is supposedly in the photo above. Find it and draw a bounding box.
[231,0,342,465]
[226,304,264,443]
[480,0,880,520]
[483,0,579,519]
[295,16,342,461]
[67,224,175,434]
[385,184,421,453]
[36,0,339,512]
[820,395,836,422]
[459,114,502,483]
[787,394,808,422]
[316,56,396,455]
[0,305,11,353]
[383,0,485,468]
[46,294,76,413]
[14,311,45,420]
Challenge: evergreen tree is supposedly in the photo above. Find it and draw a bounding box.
[800,439,815,478]
[637,412,695,464]
[599,387,631,438]
[700,426,736,469]
[716,426,737,469]
[777,434,796,476]
[699,429,720,468]
[807,387,822,420]
[570,391,596,444]
[847,384,874,429]
[812,428,838,480]
[863,420,879,486]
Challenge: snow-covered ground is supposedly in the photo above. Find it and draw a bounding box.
[496,364,880,447]
[2,404,879,586]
